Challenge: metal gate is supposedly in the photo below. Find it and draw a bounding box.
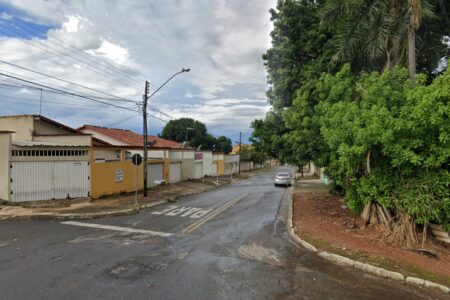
[194,162,203,179]
[169,162,181,183]
[10,161,90,202]
[148,163,164,187]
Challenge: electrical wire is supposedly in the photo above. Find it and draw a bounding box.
[0,71,140,113]
[0,60,139,103]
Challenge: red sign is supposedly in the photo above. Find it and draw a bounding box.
[195,153,203,160]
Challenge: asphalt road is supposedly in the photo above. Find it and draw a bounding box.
[0,167,445,299]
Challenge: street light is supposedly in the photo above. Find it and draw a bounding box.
[142,67,190,197]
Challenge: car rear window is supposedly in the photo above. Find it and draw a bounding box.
[277,173,289,177]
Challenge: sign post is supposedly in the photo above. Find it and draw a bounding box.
[132,153,143,205]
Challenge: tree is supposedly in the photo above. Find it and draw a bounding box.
[320,0,446,79]
[214,136,232,154]
[315,65,450,242]
[160,118,232,152]
[250,111,288,159]
[263,0,335,109]
[241,146,267,166]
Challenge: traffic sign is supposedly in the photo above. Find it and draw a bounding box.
[132,153,143,166]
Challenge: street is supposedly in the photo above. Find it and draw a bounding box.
[0,167,444,299]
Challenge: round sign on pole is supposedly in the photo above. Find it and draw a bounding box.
[132,153,143,166]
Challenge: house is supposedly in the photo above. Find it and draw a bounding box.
[79,125,201,184]
[0,115,93,202]
[230,144,251,155]
[78,125,182,148]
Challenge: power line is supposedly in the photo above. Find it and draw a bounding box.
[0,76,174,119]
[0,20,186,112]
[0,24,144,91]
[0,60,140,103]
[0,71,140,113]
[9,17,149,85]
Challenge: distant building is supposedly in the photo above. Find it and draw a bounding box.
[78,125,182,148]
[231,144,251,155]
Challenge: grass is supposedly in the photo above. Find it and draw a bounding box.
[301,233,450,286]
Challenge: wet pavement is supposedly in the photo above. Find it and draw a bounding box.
[0,167,446,299]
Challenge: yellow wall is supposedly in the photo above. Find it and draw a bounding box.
[91,160,143,198]
[217,159,225,176]
[91,159,165,198]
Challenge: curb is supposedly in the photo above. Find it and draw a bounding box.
[0,200,167,221]
[0,183,219,221]
[286,188,450,294]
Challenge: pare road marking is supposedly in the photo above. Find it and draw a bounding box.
[61,221,174,237]
[151,205,212,218]
[182,193,248,233]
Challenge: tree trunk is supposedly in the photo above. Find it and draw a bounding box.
[408,26,416,81]
[366,150,371,174]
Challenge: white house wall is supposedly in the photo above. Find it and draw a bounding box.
[0,133,11,201]
[201,151,213,176]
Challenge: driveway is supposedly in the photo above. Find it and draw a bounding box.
[0,167,444,299]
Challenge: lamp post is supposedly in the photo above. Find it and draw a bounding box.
[143,67,190,197]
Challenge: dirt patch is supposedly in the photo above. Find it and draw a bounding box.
[293,186,450,286]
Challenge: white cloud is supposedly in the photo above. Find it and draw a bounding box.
[86,40,129,64]
[0,0,276,139]
[62,15,80,33]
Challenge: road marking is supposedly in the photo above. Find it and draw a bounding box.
[61,221,174,237]
[182,193,248,233]
[151,205,212,218]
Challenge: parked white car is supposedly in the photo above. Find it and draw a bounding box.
[274,172,292,187]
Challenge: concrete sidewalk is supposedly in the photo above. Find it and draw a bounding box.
[0,176,234,220]
[0,168,272,220]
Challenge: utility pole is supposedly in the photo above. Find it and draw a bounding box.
[238,131,242,175]
[143,81,149,197]
[141,68,190,197]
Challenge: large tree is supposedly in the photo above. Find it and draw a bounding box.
[160,118,232,153]
[320,0,448,79]
[214,136,232,154]
[263,0,335,109]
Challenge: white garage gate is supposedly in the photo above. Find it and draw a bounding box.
[169,162,182,183]
[148,163,164,187]
[194,162,203,179]
[10,161,90,202]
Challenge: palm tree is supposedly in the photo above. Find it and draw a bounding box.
[320,0,434,77]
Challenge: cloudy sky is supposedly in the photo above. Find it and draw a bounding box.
[0,0,276,143]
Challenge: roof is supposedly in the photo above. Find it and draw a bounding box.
[12,141,89,147]
[0,114,81,134]
[78,125,183,149]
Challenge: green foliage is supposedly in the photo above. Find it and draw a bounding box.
[214,136,232,154]
[160,118,232,152]
[321,0,448,78]
[314,65,450,228]
[263,0,336,109]
[250,111,288,159]
[240,146,267,166]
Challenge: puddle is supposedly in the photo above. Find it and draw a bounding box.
[238,243,283,267]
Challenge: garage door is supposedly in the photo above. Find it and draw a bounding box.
[10,161,90,202]
[169,162,181,183]
[225,163,232,175]
[148,163,164,187]
[194,162,203,179]
[211,162,217,176]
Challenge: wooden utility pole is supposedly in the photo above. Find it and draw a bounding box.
[143,81,149,197]
[238,131,242,175]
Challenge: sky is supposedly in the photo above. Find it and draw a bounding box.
[0,0,277,143]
